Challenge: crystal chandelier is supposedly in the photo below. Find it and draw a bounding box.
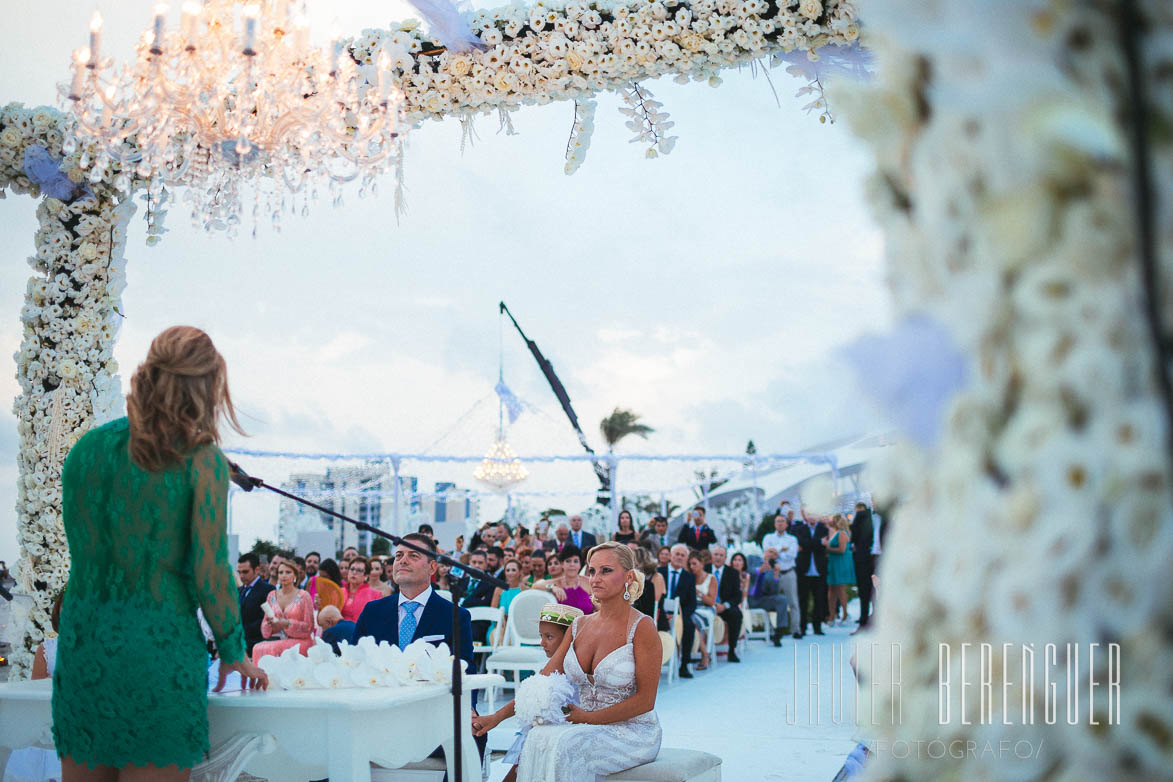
[474,437,529,493]
[61,1,406,235]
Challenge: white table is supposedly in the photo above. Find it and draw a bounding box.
[0,674,503,782]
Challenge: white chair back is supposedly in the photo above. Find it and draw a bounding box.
[435,589,452,603]
[504,589,551,646]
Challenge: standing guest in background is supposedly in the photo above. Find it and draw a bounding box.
[266,554,283,588]
[851,502,875,630]
[317,605,355,654]
[251,561,316,664]
[747,548,788,646]
[526,550,548,586]
[546,523,571,553]
[341,546,359,564]
[304,551,321,580]
[516,547,533,580]
[292,556,308,588]
[418,523,436,546]
[678,506,717,551]
[53,325,267,782]
[708,546,742,662]
[369,557,394,598]
[568,514,597,551]
[459,550,498,644]
[612,510,638,544]
[237,552,276,657]
[658,543,697,678]
[642,516,671,550]
[535,545,594,615]
[793,508,830,638]
[826,513,856,626]
[256,560,269,583]
[761,514,801,637]
[630,546,665,620]
[342,556,379,622]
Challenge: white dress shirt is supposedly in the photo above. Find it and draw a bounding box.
[871,513,883,555]
[760,532,799,570]
[398,586,432,628]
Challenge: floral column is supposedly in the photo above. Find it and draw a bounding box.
[2,103,130,678]
[841,1,1173,779]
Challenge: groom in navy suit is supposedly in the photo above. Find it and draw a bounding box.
[353,532,485,762]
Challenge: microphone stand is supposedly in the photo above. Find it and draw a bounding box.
[229,462,505,782]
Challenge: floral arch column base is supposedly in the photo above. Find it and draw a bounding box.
[842,1,1173,780]
[2,103,130,678]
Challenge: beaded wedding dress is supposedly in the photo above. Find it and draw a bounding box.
[518,612,662,782]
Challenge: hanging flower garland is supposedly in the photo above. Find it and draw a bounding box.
[1,102,133,677]
[351,0,861,168]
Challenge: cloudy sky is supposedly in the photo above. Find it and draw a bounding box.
[0,0,892,562]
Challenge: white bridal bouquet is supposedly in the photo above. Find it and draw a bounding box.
[504,672,580,764]
[256,636,454,690]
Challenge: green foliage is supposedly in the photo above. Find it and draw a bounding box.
[750,512,777,545]
[371,537,391,556]
[599,408,654,450]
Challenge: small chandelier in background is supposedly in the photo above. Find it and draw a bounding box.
[474,438,529,493]
[61,1,406,237]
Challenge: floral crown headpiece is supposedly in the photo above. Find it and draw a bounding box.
[539,603,584,627]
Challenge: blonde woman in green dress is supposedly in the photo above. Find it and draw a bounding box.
[52,326,268,782]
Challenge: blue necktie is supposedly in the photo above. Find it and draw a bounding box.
[399,601,420,649]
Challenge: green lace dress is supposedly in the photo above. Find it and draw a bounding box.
[51,417,246,770]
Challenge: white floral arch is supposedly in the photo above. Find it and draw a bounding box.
[3,0,1172,780]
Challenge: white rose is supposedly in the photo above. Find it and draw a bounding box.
[0,126,22,147]
[798,0,821,17]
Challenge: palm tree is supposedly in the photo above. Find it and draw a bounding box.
[599,408,654,451]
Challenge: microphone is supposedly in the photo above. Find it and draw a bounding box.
[227,460,262,492]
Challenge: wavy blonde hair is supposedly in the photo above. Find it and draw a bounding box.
[586,541,646,601]
[126,326,243,471]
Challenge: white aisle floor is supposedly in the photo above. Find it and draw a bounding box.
[484,621,864,782]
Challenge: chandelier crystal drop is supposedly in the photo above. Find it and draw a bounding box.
[60,1,406,236]
[474,437,529,493]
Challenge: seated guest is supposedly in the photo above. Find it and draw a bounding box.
[489,559,524,643]
[317,605,354,653]
[688,550,717,670]
[748,547,789,646]
[237,552,276,658]
[459,549,499,644]
[341,556,379,622]
[292,556,308,588]
[656,545,671,567]
[659,543,697,678]
[434,560,455,592]
[251,561,316,664]
[545,552,563,579]
[533,545,594,615]
[709,545,743,663]
[369,556,394,598]
[353,533,483,758]
[612,509,638,544]
[525,550,547,586]
[729,552,751,609]
[631,546,665,620]
[309,557,344,611]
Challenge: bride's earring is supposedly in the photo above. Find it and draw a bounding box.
[623,584,631,601]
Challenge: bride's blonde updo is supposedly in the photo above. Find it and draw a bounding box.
[587,541,646,601]
[126,326,243,471]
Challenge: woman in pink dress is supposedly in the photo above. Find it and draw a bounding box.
[342,556,380,622]
[251,561,316,664]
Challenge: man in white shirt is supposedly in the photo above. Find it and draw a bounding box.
[760,514,801,637]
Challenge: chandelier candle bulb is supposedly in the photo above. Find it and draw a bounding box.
[69,49,88,100]
[180,3,200,50]
[151,5,168,55]
[242,5,259,55]
[88,11,102,67]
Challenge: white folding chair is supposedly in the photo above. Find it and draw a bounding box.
[744,607,772,643]
[467,605,504,658]
[658,630,677,684]
[483,589,550,710]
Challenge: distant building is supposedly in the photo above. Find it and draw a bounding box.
[277,465,478,554]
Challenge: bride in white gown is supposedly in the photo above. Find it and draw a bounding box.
[479,542,663,782]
